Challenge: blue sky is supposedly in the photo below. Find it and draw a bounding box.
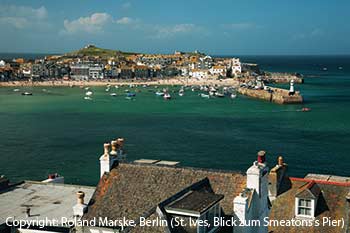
[0,0,349,55]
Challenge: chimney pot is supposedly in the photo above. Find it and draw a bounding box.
[110,140,118,155]
[103,143,110,156]
[278,156,284,166]
[116,138,125,148]
[76,191,85,205]
[257,150,266,163]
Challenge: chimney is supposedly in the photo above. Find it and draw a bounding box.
[269,155,288,201]
[73,191,87,218]
[257,150,266,164]
[99,142,113,178]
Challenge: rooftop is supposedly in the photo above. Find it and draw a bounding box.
[165,190,224,216]
[0,181,95,226]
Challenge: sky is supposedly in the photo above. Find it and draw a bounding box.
[0,0,349,55]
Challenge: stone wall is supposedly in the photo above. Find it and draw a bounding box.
[238,87,303,104]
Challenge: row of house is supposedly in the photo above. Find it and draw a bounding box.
[0,138,349,233]
[0,50,243,81]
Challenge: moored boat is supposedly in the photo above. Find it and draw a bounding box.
[21,92,32,96]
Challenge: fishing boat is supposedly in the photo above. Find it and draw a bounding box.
[126,92,136,97]
[230,93,237,99]
[85,87,90,90]
[200,93,210,98]
[105,88,110,92]
[21,92,32,96]
[110,93,117,97]
[84,96,92,100]
[215,93,225,98]
[179,90,184,96]
[163,93,171,100]
[301,107,311,112]
[13,89,20,92]
[85,91,93,96]
[155,91,164,96]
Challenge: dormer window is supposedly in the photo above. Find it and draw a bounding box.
[165,191,224,233]
[295,181,321,219]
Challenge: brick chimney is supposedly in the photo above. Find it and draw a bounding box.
[269,156,288,201]
[73,191,87,218]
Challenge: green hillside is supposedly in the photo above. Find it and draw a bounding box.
[65,45,137,58]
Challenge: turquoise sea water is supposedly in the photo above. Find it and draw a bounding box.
[0,55,349,185]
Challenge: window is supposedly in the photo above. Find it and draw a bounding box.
[198,204,221,233]
[297,199,312,217]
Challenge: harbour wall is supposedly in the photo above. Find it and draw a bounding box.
[238,87,303,104]
[265,73,304,84]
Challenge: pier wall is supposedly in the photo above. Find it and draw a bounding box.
[238,87,303,104]
[265,73,304,84]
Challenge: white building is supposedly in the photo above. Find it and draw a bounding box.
[189,69,208,79]
[231,58,242,76]
[209,65,227,76]
[0,60,5,67]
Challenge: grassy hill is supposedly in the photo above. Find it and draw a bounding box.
[64,45,137,58]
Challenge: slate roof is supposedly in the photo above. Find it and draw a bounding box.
[295,181,321,199]
[269,177,350,233]
[83,162,245,232]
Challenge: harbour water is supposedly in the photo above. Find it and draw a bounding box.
[0,55,349,185]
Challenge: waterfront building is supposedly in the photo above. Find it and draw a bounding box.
[189,69,209,79]
[209,65,227,77]
[70,64,90,80]
[88,64,104,79]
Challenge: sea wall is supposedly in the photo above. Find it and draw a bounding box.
[238,87,303,104]
[265,73,304,84]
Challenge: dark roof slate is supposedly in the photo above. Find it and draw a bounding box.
[83,162,245,225]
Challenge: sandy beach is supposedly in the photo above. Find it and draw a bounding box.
[0,77,240,88]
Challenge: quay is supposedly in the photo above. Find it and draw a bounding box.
[238,87,303,104]
[264,72,304,84]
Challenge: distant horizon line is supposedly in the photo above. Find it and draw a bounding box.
[1,51,350,57]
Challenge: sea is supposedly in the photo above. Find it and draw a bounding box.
[0,54,349,186]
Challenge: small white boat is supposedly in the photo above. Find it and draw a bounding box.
[84,96,92,100]
[230,93,237,99]
[85,91,93,96]
[115,85,119,89]
[110,93,117,97]
[105,88,110,92]
[13,89,20,92]
[155,91,164,96]
[323,67,328,71]
[200,93,210,98]
[179,91,184,97]
[85,87,90,90]
[338,67,343,70]
[215,93,225,98]
[163,93,171,100]
[22,92,32,96]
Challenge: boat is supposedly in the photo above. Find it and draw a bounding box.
[230,93,237,99]
[85,87,90,90]
[84,96,92,100]
[21,92,32,96]
[125,97,133,100]
[322,67,328,71]
[13,89,20,92]
[85,91,93,96]
[163,93,171,100]
[179,90,184,96]
[155,91,164,96]
[338,67,343,70]
[110,93,117,97]
[301,107,311,112]
[200,93,210,98]
[215,93,225,98]
[126,92,136,97]
[105,88,110,92]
